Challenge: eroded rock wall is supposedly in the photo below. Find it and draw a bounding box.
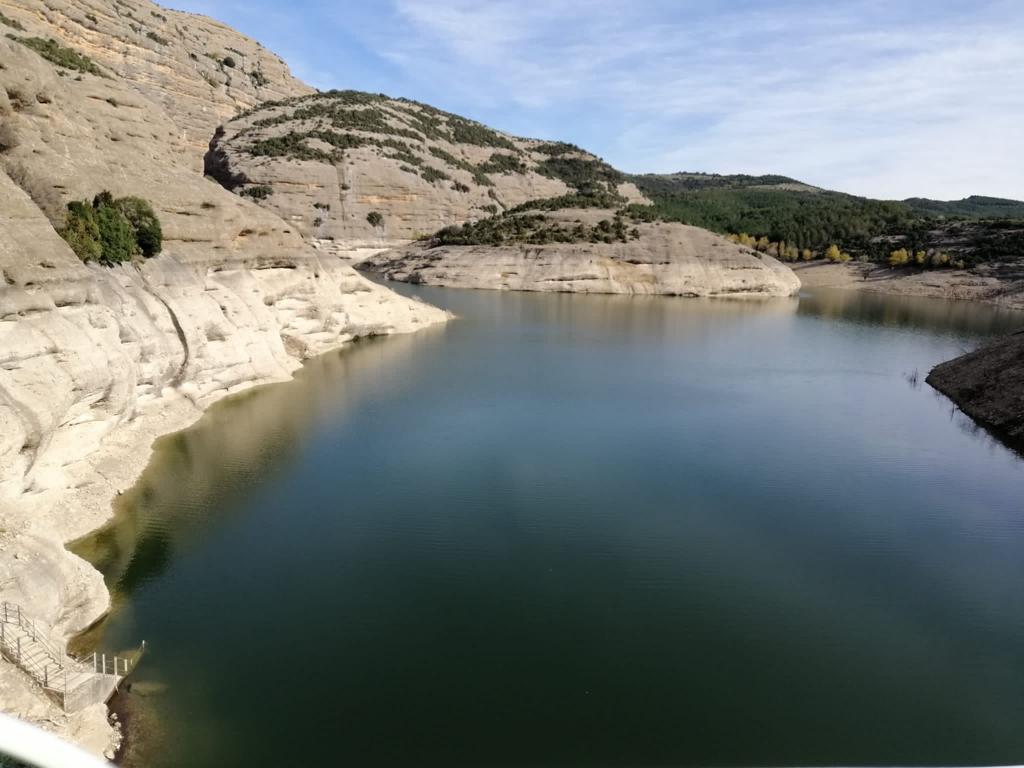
[0,0,313,165]
[0,22,445,751]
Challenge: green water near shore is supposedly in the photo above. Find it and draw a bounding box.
[75,286,1024,767]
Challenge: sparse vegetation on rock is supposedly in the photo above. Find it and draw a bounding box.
[60,192,163,265]
[432,209,632,247]
[240,184,273,200]
[367,211,383,228]
[9,36,106,76]
[0,11,25,30]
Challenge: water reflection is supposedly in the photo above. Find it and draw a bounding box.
[70,285,1024,768]
[798,287,1024,337]
[70,330,441,608]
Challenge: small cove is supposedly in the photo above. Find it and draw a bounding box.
[73,285,1024,767]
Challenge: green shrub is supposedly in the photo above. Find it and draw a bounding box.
[62,201,102,262]
[420,166,450,184]
[367,211,383,227]
[249,70,268,87]
[60,192,162,265]
[115,197,163,257]
[145,30,169,45]
[533,141,583,157]
[536,156,622,193]
[478,152,527,175]
[95,200,137,263]
[0,11,26,30]
[240,184,273,200]
[10,36,106,76]
[222,55,236,68]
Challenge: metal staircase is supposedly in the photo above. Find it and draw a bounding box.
[0,601,139,712]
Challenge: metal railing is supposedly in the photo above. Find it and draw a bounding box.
[0,601,142,711]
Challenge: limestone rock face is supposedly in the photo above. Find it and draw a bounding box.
[0,19,446,688]
[0,0,312,165]
[360,209,802,298]
[205,90,645,244]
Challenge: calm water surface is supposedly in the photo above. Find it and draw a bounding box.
[73,286,1024,767]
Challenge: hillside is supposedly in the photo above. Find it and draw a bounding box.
[627,173,1024,268]
[207,93,1023,273]
[206,90,647,244]
[0,0,313,163]
[361,205,801,297]
[903,196,1024,219]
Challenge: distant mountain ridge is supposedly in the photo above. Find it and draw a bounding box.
[902,195,1024,219]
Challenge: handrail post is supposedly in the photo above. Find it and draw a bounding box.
[17,636,21,663]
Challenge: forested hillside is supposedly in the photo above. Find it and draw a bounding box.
[625,174,1024,267]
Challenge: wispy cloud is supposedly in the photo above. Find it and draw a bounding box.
[171,0,1024,199]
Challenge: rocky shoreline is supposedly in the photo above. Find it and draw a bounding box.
[791,260,1024,310]
[0,288,448,758]
[927,330,1024,452]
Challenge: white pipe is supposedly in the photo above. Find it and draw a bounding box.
[0,713,111,768]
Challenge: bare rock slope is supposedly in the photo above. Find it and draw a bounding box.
[205,89,648,244]
[360,208,802,298]
[927,332,1024,448]
[0,0,312,163]
[0,11,444,752]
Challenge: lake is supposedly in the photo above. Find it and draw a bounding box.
[73,285,1024,768]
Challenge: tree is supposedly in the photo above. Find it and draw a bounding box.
[367,211,383,227]
[59,191,162,266]
[94,202,138,264]
[61,201,102,262]
[888,248,910,266]
[825,244,850,262]
[115,197,163,257]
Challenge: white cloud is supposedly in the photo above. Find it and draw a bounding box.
[362,0,1024,199]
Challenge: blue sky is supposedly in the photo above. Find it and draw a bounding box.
[171,0,1023,200]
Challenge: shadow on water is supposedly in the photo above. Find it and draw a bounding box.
[69,330,441,611]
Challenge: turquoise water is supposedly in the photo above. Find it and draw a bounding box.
[76,286,1024,767]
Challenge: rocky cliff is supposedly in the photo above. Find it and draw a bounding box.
[0,8,445,754]
[204,89,649,244]
[360,207,802,298]
[0,0,313,164]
